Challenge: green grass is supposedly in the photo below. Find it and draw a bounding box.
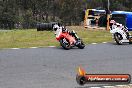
[0,27,112,49]
[79,30,112,44]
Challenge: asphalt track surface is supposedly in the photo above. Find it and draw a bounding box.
[0,43,132,88]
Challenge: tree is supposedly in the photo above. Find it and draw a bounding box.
[0,0,132,29]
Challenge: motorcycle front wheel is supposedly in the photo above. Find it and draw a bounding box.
[114,33,123,45]
[60,38,71,50]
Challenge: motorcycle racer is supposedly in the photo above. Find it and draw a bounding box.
[110,20,130,38]
[53,24,79,40]
[110,20,132,44]
[53,24,85,49]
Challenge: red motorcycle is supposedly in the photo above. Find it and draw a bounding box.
[53,24,85,50]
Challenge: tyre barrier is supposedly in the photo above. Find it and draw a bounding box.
[37,22,59,31]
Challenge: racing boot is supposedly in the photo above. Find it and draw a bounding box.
[70,30,79,39]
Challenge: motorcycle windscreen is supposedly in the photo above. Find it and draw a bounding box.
[111,14,126,26]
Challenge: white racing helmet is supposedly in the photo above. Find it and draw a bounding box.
[110,20,116,24]
[53,24,59,31]
[110,20,116,27]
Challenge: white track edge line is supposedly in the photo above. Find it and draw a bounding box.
[11,48,20,49]
[91,43,97,44]
[2,42,109,50]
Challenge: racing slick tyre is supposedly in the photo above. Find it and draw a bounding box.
[37,23,52,31]
[76,75,86,85]
[114,33,123,45]
[60,38,71,50]
[77,40,85,49]
[37,22,59,31]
